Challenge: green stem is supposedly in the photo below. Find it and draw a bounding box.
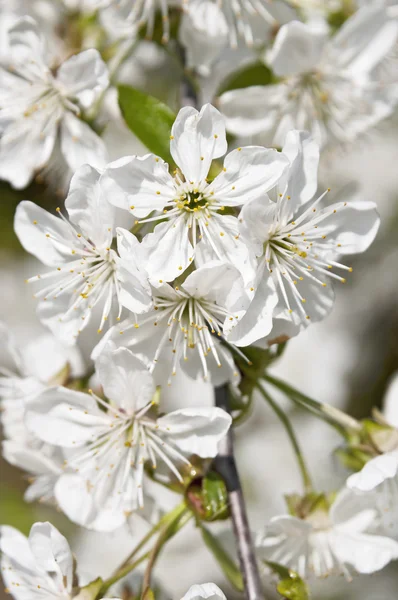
[122,502,186,570]
[264,374,360,439]
[256,382,313,494]
[141,507,192,597]
[99,502,187,596]
[99,552,150,595]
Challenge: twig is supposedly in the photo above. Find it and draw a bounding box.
[214,384,263,600]
[256,382,313,494]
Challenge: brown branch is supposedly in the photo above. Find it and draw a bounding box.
[214,384,263,600]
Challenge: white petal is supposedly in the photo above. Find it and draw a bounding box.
[227,273,278,347]
[0,321,23,373]
[60,112,108,172]
[95,344,155,412]
[157,407,232,458]
[0,525,37,573]
[179,1,228,76]
[142,217,194,283]
[65,163,114,249]
[219,84,287,139]
[21,334,85,382]
[383,373,398,428]
[195,214,255,285]
[331,528,398,574]
[316,200,380,255]
[56,49,109,109]
[170,104,227,183]
[280,130,320,207]
[256,515,311,573]
[29,522,73,590]
[0,116,57,189]
[7,17,48,72]
[267,21,326,77]
[347,452,398,492]
[3,441,61,477]
[14,201,76,266]
[101,154,175,217]
[54,474,131,532]
[329,4,398,74]
[209,146,289,206]
[36,293,91,347]
[239,195,278,252]
[25,387,107,447]
[181,583,227,600]
[182,260,248,316]
[116,229,153,315]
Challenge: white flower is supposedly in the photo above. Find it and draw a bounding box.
[108,582,227,600]
[93,261,251,385]
[219,4,398,147]
[101,103,289,283]
[0,521,75,599]
[347,373,398,538]
[0,17,109,189]
[14,164,151,345]
[0,324,84,504]
[256,488,398,579]
[98,0,183,43]
[24,345,232,530]
[214,0,280,47]
[179,0,230,76]
[180,583,227,600]
[229,130,380,346]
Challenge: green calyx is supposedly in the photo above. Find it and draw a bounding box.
[185,472,229,522]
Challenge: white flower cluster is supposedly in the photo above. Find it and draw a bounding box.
[1,0,398,598]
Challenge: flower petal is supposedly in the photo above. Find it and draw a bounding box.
[0,116,57,189]
[60,112,108,172]
[142,216,194,282]
[347,452,398,492]
[315,200,380,255]
[219,84,288,139]
[383,373,398,428]
[56,48,109,109]
[101,154,175,218]
[331,528,398,574]
[14,201,76,266]
[0,525,37,577]
[280,130,320,208]
[266,21,327,77]
[209,146,289,206]
[29,522,73,590]
[95,344,155,412]
[116,227,153,314]
[54,473,133,532]
[65,164,114,249]
[329,4,398,74]
[170,104,227,182]
[227,273,278,347]
[181,583,227,600]
[25,387,107,447]
[157,407,232,458]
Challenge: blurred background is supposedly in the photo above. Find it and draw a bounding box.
[1,2,398,599]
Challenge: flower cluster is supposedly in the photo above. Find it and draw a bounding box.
[1,1,398,599]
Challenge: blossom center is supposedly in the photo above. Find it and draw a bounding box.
[177,190,210,213]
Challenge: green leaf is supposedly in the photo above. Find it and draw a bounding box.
[118,85,176,164]
[141,587,156,600]
[200,526,244,591]
[202,472,229,521]
[218,62,276,95]
[277,577,309,600]
[73,578,103,600]
[266,562,309,600]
